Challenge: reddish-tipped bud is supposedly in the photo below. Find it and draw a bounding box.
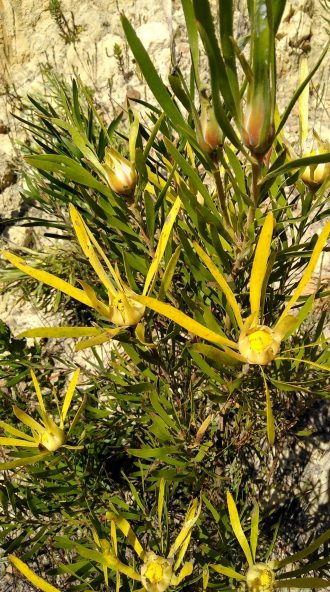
[103,147,137,195]
[242,97,274,157]
[199,101,222,154]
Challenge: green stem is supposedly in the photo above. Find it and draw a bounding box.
[246,158,262,231]
[212,166,236,241]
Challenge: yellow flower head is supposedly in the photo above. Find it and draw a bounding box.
[101,497,200,590]
[103,146,137,195]
[141,552,174,592]
[238,325,281,365]
[3,196,182,350]
[0,369,83,470]
[246,563,275,592]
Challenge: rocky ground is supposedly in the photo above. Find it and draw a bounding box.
[0,0,329,590]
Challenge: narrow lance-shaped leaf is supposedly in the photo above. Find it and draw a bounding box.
[12,405,45,435]
[218,0,240,115]
[261,368,275,446]
[227,491,253,567]
[249,212,274,318]
[75,328,123,351]
[60,368,80,427]
[181,0,201,89]
[193,241,243,328]
[0,437,38,447]
[158,478,166,529]
[271,529,330,569]
[9,556,61,592]
[0,420,35,442]
[132,294,239,350]
[262,152,330,185]
[168,498,200,558]
[250,502,259,562]
[3,251,94,309]
[121,15,188,133]
[272,0,287,34]
[143,196,182,295]
[30,370,46,414]
[69,204,117,298]
[276,40,330,138]
[18,327,108,340]
[276,220,330,324]
[0,452,49,471]
[210,563,246,581]
[106,512,145,559]
[193,0,238,120]
[274,578,330,589]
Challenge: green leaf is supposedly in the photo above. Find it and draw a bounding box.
[276,40,330,138]
[274,578,330,589]
[261,152,330,184]
[272,529,330,569]
[25,154,111,198]
[193,0,238,119]
[181,0,201,88]
[121,15,188,132]
[218,0,240,108]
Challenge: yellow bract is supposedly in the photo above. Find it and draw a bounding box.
[246,563,275,592]
[238,324,281,365]
[141,552,174,592]
[98,497,200,591]
[3,199,181,350]
[9,556,60,592]
[0,369,83,470]
[134,213,330,367]
[103,146,137,195]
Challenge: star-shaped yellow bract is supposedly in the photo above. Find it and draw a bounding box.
[74,496,200,592]
[3,197,181,350]
[0,368,83,470]
[132,212,330,367]
[105,498,200,592]
[210,492,330,591]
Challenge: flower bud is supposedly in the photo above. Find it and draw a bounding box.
[109,291,145,327]
[238,325,281,365]
[242,97,275,157]
[141,552,173,592]
[246,563,275,592]
[301,150,330,190]
[104,147,137,195]
[199,101,222,154]
[40,423,65,452]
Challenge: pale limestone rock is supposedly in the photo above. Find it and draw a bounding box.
[0,149,16,190]
[7,224,33,247]
[0,182,22,216]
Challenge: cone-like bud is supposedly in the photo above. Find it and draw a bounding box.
[238,325,281,365]
[141,552,173,592]
[109,291,145,327]
[199,100,222,154]
[246,563,275,592]
[242,96,275,157]
[301,139,330,189]
[39,423,66,452]
[104,147,137,195]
